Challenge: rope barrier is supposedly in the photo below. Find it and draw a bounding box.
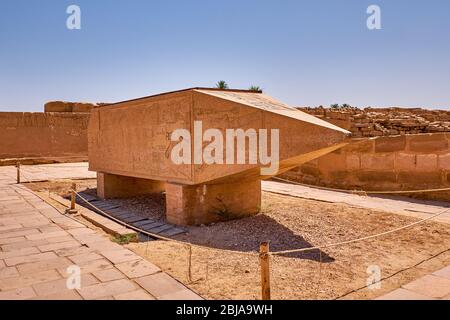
[13,171,93,229]
[272,177,450,195]
[14,164,450,300]
[269,206,450,256]
[73,190,259,257]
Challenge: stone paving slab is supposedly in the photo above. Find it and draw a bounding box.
[377,266,450,300]
[135,273,200,300]
[92,268,126,282]
[114,289,155,300]
[402,274,450,299]
[375,288,436,300]
[0,164,202,300]
[115,259,160,279]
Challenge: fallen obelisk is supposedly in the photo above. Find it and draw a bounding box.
[88,88,350,225]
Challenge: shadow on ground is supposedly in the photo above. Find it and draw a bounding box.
[71,188,334,263]
[175,214,334,263]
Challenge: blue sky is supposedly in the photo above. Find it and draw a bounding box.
[1,0,449,111]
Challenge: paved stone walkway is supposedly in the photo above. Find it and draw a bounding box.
[376,266,450,300]
[262,180,450,224]
[3,163,450,300]
[0,164,201,300]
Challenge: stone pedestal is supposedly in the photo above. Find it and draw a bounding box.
[97,172,165,199]
[165,180,261,226]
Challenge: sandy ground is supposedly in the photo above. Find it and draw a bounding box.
[26,179,450,300]
[25,178,97,198]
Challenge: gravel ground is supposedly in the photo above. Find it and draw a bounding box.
[127,192,450,300]
[26,179,450,300]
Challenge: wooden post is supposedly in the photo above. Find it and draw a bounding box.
[69,183,77,214]
[260,242,271,300]
[16,162,20,184]
[187,245,192,283]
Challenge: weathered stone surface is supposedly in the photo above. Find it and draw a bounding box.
[92,268,126,282]
[64,258,113,275]
[97,173,165,200]
[26,230,69,241]
[0,112,89,160]
[68,252,103,265]
[0,266,19,280]
[375,288,436,300]
[395,153,416,171]
[5,251,58,267]
[360,153,395,171]
[114,289,155,300]
[415,154,438,171]
[375,135,406,153]
[17,257,73,274]
[0,247,40,260]
[135,273,194,299]
[0,286,36,300]
[345,154,360,170]
[280,132,450,202]
[100,249,140,264]
[402,275,450,298]
[433,266,450,280]
[159,289,203,300]
[166,180,261,226]
[77,279,138,300]
[0,269,61,291]
[115,259,160,278]
[32,274,98,297]
[301,106,450,137]
[439,154,450,170]
[89,88,349,225]
[37,240,81,252]
[408,134,448,152]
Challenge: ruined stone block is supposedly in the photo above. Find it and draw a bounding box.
[408,133,448,153]
[395,153,416,171]
[165,180,261,226]
[345,154,360,170]
[360,153,395,171]
[416,154,438,172]
[439,154,450,170]
[97,173,165,199]
[374,135,406,153]
[89,88,350,225]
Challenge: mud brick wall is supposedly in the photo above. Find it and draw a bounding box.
[300,107,450,138]
[0,112,90,159]
[279,133,450,201]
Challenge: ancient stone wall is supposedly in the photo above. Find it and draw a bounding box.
[44,101,103,113]
[279,133,450,201]
[299,107,450,138]
[0,112,90,160]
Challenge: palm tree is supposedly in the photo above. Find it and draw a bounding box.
[216,80,229,89]
[249,85,262,92]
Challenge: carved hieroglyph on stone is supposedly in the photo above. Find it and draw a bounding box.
[88,88,351,225]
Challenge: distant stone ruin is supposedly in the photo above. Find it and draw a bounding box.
[44,101,106,113]
[299,106,450,138]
